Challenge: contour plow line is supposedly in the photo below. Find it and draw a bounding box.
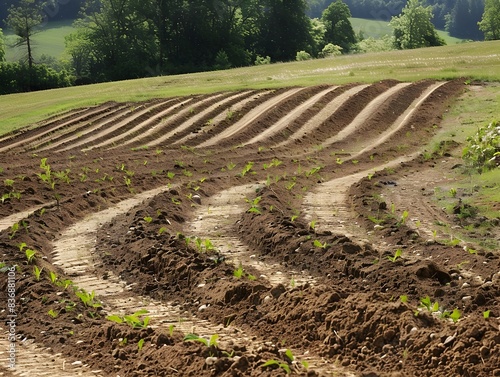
[48,185,354,377]
[245,86,337,146]
[196,87,305,148]
[187,183,317,287]
[31,104,136,152]
[318,82,412,150]
[38,99,177,152]
[275,84,369,147]
[0,103,121,154]
[78,98,194,152]
[104,93,228,150]
[352,81,448,158]
[303,154,419,251]
[145,91,254,147]
[0,107,88,145]
[173,91,272,145]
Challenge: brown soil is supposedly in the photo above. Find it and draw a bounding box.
[1,79,499,377]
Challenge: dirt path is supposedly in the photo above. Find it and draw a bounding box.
[188,183,317,287]
[304,155,419,251]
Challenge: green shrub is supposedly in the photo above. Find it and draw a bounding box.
[462,121,500,172]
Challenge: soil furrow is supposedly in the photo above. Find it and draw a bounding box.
[49,183,354,377]
[319,82,411,149]
[37,99,176,152]
[0,103,120,153]
[79,98,194,151]
[197,87,305,148]
[173,91,270,146]
[276,85,369,147]
[245,86,337,146]
[146,91,254,146]
[303,155,419,251]
[113,93,228,149]
[187,183,317,287]
[353,81,446,158]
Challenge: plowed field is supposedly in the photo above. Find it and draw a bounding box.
[1,79,499,377]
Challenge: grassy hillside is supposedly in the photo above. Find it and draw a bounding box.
[4,20,74,61]
[1,40,499,135]
[350,17,463,44]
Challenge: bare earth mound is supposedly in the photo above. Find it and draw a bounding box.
[1,79,499,377]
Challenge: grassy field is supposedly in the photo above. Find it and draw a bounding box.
[0,39,499,135]
[4,20,74,61]
[350,17,463,45]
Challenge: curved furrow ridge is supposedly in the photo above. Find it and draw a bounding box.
[146,91,255,147]
[245,86,337,146]
[38,99,177,152]
[196,87,305,147]
[0,103,121,153]
[112,93,229,149]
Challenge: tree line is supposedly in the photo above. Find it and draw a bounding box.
[1,0,499,95]
[308,0,485,40]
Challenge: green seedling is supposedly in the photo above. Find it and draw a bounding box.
[449,188,457,198]
[400,295,408,303]
[144,216,153,223]
[9,223,19,239]
[33,265,43,281]
[18,242,27,252]
[245,196,262,215]
[47,309,59,319]
[261,360,291,374]
[138,338,145,351]
[184,333,219,348]
[387,249,403,263]
[107,309,151,329]
[483,310,491,319]
[4,179,14,187]
[305,166,322,177]
[48,271,58,284]
[313,239,330,250]
[158,227,168,235]
[233,264,244,278]
[76,289,102,308]
[308,220,317,232]
[400,210,409,225]
[25,248,36,264]
[419,296,439,313]
[239,161,254,177]
[285,349,294,362]
[169,324,175,337]
[227,162,236,171]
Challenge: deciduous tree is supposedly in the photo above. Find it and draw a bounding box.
[478,0,500,40]
[321,0,356,52]
[390,0,445,49]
